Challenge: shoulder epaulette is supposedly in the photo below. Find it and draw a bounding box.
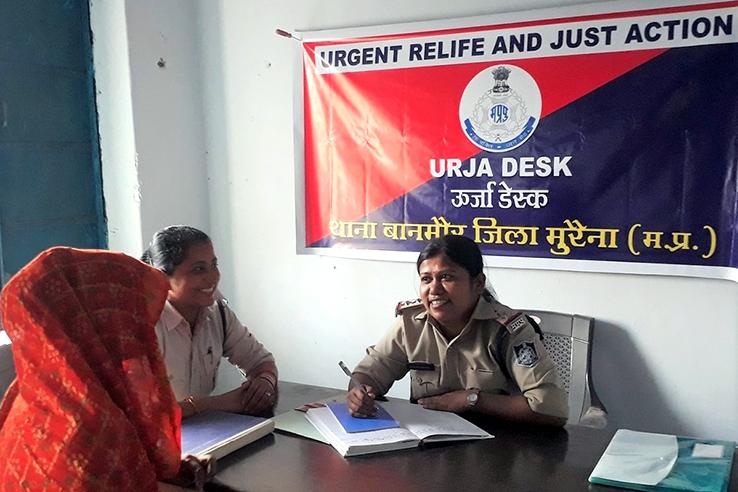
[491,311,529,381]
[395,298,422,317]
[502,312,528,334]
[488,299,528,335]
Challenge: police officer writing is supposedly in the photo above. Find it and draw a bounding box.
[346,234,568,426]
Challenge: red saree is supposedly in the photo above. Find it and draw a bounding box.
[0,247,181,491]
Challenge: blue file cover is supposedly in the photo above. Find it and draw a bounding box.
[181,410,274,458]
[326,402,400,433]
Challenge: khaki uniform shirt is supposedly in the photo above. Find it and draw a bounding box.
[155,300,274,400]
[354,297,568,419]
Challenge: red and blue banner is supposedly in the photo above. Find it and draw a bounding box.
[296,1,738,279]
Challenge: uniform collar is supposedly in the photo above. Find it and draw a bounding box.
[470,296,497,320]
[413,309,428,321]
[448,297,496,341]
[161,300,189,331]
[162,301,219,331]
[413,296,497,325]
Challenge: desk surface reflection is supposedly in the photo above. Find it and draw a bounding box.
[208,382,737,492]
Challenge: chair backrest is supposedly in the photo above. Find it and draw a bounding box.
[0,331,15,400]
[525,309,607,428]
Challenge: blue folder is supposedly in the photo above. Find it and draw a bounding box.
[181,410,270,455]
[326,402,400,433]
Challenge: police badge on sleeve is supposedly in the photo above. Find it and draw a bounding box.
[513,341,539,367]
[459,65,542,152]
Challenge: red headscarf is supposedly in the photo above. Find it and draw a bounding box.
[0,247,181,491]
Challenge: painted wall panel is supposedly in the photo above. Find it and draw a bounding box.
[0,0,105,283]
[0,144,97,219]
[1,222,101,275]
[0,2,87,70]
[0,64,91,143]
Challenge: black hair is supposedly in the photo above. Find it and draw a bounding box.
[141,225,211,276]
[416,234,494,300]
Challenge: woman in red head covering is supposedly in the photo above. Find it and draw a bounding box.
[0,247,205,491]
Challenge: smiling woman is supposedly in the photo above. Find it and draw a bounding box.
[347,234,568,426]
[142,226,279,419]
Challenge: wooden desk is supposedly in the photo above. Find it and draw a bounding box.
[211,381,738,492]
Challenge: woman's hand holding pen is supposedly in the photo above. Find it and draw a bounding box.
[339,361,378,417]
[346,384,377,417]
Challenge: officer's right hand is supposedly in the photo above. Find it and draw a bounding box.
[346,385,377,417]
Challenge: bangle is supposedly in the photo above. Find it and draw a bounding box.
[184,395,199,415]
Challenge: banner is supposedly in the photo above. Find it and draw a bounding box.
[295,1,738,280]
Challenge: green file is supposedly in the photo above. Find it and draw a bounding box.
[590,430,735,492]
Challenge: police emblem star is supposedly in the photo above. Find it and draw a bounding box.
[513,341,539,367]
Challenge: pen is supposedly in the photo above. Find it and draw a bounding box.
[338,361,371,399]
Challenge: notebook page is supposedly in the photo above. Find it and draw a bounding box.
[381,400,492,441]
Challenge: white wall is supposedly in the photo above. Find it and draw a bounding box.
[93,0,212,251]
[92,0,738,441]
[89,0,143,253]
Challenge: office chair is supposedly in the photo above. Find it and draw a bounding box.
[525,309,607,428]
[0,332,15,400]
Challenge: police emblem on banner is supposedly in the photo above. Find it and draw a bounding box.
[513,341,539,367]
[459,65,542,152]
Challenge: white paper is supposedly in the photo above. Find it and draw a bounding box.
[380,399,492,441]
[692,443,724,458]
[589,429,678,486]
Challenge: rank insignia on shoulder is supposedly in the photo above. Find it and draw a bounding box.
[514,341,539,367]
[505,313,527,334]
[395,298,422,316]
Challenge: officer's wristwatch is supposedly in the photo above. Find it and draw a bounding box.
[466,389,480,409]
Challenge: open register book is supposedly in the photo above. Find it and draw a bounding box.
[181,410,275,459]
[305,399,492,457]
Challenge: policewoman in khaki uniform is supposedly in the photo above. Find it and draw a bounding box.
[347,234,568,426]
